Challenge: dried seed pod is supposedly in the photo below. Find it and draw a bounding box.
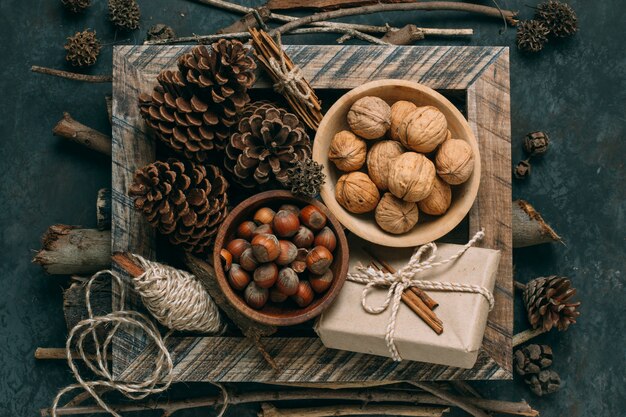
[146,24,175,42]
[299,205,327,231]
[251,234,280,263]
[309,270,334,293]
[275,267,299,296]
[418,176,452,216]
[254,207,276,225]
[273,210,301,238]
[514,159,532,180]
[228,264,251,290]
[435,139,475,185]
[237,221,257,240]
[398,106,448,153]
[253,262,279,288]
[535,0,578,38]
[335,172,380,214]
[62,0,91,13]
[64,29,101,67]
[314,227,337,252]
[239,247,259,272]
[375,193,419,234]
[269,288,288,303]
[388,152,436,202]
[276,240,298,266]
[306,246,334,275]
[347,96,391,139]
[285,158,326,198]
[523,131,550,156]
[279,204,300,216]
[251,223,273,238]
[516,19,550,53]
[367,140,405,190]
[244,282,268,309]
[389,100,417,141]
[525,370,561,396]
[292,226,314,249]
[226,238,251,263]
[292,280,314,307]
[328,130,367,172]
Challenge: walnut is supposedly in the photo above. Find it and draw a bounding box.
[388,152,436,202]
[347,96,391,140]
[398,106,448,153]
[435,139,475,185]
[328,130,367,172]
[389,100,417,141]
[335,172,380,214]
[418,175,452,216]
[366,140,405,190]
[375,193,419,234]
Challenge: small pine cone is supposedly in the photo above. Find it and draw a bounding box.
[64,30,101,67]
[62,0,90,13]
[128,158,229,254]
[523,276,581,331]
[225,101,312,189]
[516,20,550,53]
[108,0,140,31]
[514,344,553,376]
[514,159,531,180]
[535,0,578,38]
[286,158,326,198]
[523,131,550,156]
[146,24,176,42]
[525,369,561,396]
[178,40,256,122]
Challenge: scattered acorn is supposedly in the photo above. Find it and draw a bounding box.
[273,210,300,238]
[269,288,289,303]
[226,239,251,263]
[244,282,269,309]
[237,221,257,240]
[251,223,273,238]
[314,227,337,252]
[239,247,259,272]
[275,267,299,296]
[228,264,251,290]
[254,207,275,225]
[251,234,280,263]
[310,270,334,293]
[276,240,298,266]
[292,226,314,248]
[253,262,279,288]
[306,246,334,275]
[300,205,327,231]
[279,204,300,216]
[292,280,315,307]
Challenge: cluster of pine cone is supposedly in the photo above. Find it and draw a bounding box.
[517,0,578,53]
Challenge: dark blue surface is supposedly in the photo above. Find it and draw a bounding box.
[0,0,624,416]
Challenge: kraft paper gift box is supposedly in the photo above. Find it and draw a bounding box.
[316,235,500,369]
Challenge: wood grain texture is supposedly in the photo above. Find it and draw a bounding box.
[112,45,512,382]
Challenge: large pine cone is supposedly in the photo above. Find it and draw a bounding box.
[128,158,229,254]
[514,344,553,376]
[225,102,312,189]
[523,276,581,331]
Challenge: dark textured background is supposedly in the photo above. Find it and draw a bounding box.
[0,0,624,416]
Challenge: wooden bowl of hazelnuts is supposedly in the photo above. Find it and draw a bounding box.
[213,191,349,326]
[313,79,481,247]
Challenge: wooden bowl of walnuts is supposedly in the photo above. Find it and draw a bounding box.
[213,191,349,326]
[313,79,481,247]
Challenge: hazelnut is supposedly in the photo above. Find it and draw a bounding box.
[375,193,419,234]
[239,247,259,272]
[398,106,448,153]
[309,270,334,293]
[418,175,452,216]
[388,152,436,202]
[389,100,417,141]
[253,207,275,225]
[299,205,327,231]
[291,248,308,273]
[328,130,367,172]
[269,288,288,303]
[244,282,268,309]
[251,234,280,263]
[226,238,251,263]
[220,249,232,271]
[292,226,314,248]
[251,223,273,238]
[366,140,405,190]
[347,96,391,139]
[279,204,300,216]
[306,246,334,275]
[275,267,299,296]
[228,264,251,291]
[314,227,337,252]
[335,172,380,214]
[276,240,298,266]
[236,221,257,241]
[273,210,300,238]
[253,262,279,288]
[292,281,314,307]
[435,139,475,185]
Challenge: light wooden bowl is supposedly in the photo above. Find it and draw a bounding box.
[313,80,481,248]
[213,191,349,327]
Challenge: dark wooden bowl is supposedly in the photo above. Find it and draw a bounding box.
[213,190,349,326]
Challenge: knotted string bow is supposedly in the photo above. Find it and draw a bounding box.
[347,229,494,361]
[267,32,314,108]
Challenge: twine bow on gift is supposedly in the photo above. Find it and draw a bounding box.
[347,229,495,361]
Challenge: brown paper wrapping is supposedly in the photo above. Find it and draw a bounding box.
[316,235,500,369]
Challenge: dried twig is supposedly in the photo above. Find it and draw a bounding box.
[513,327,547,347]
[408,383,490,417]
[35,348,98,361]
[266,0,417,10]
[53,112,112,156]
[31,66,112,83]
[259,402,449,417]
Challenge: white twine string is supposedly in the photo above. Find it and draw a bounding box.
[51,255,226,417]
[347,229,494,361]
[268,32,314,108]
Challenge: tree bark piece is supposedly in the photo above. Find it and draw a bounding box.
[217,6,271,33]
[512,199,562,248]
[96,188,111,231]
[53,112,112,156]
[266,0,417,10]
[31,65,113,83]
[259,402,449,417]
[32,225,111,275]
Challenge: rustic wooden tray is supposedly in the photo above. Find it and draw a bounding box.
[111,44,512,382]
